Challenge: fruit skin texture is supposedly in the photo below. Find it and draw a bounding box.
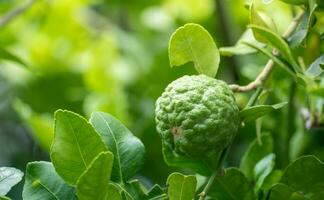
[155,75,239,164]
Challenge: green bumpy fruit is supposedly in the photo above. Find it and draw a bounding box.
[155,75,239,162]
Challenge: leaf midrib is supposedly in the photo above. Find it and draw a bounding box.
[97,113,124,183]
[28,174,60,200]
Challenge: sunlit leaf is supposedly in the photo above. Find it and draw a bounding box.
[0,167,23,196]
[169,23,220,77]
[90,112,145,183]
[167,172,197,200]
[76,151,115,200]
[51,110,107,185]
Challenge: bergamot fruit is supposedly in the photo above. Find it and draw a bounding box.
[155,75,239,163]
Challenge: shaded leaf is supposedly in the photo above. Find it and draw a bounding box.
[249,25,299,71]
[51,110,107,185]
[168,23,220,77]
[254,154,276,191]
[90,112,145,183]
[306,55,324,78]
[280,155,324,198]
[76,151,114,200]
[22,161,76,200]
[261,170,283,191]
[0,167,23,196]
[240,133,274,180]
[240,102,288,122]
[0,196,11,200]
[167,172,197,200]
[209,168,255,200]
[162,141,211,176]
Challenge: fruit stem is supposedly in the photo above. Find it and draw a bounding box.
[198,146,229,200]
[229,10,305,93]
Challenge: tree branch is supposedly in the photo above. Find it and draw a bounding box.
[229,11,305,92]
[0,0,36,28]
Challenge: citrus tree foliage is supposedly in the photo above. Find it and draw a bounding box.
[0,0,324,199]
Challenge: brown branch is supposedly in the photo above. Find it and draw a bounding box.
[0,0,36,28]
[229,11,305,92]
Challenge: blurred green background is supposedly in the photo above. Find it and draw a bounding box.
[0,0,323,199]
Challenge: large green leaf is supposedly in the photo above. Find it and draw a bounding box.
[167,172,197,200]
[268,183,306,200]
[249,25,299,71]
[76,151,115,200]
[240,102,287,122]
[240,133,273,180]
[0,167,23,196]
[90,112,145,183]
[168,23,220,77]
[22,161,76,200]
[209,168,255,200]
[280,155,324,198]
[51,110,107,185]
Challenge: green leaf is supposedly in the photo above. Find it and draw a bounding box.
[90,112,145,183]
[0,48,27,67]
[306,55,324,78]
[220,29,265,56]
[22,161,76,200]
[167,172,197,200]
[168,23,220,77]
[254,153,276,191]
[268,183,296,200]
[146,185,167,200]
[162,141,211,175]
[249,25,299,72]
[242,41,296,77]
[279,0,307,5]
[289,4,317,47]
[209,168,255,200]
[107,184,123,200]
[76,151,115,200]
[126,180,167,200]
[0,196,11,200]
[50,110,107,185]
[240,133,273,180]
[280,155,324,198]
[0,167,23,196]
[240,102,287,122]
[261,170,283,191]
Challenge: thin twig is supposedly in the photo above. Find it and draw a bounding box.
[229,11,305,92]
[0,0,36,28]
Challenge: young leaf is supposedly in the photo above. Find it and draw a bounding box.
[306,55,324,78]
[90,112,145,183]
[240,133,273,180]
[280,155,324,198]
[249,25,299,72]
[240,102,287,122]
[167,172,197,200]
[0,48,27,68]
[0,167,23,196]
[261,170,283,191]
[289,6,317,47]
[209,168,255,200]
[51,110,107,185]
[22,161,76,200]
[254,153,276,191]
[162,142,211,176]
[0,196,11,200]
[76,151,114,200]
[168,23,220,77]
